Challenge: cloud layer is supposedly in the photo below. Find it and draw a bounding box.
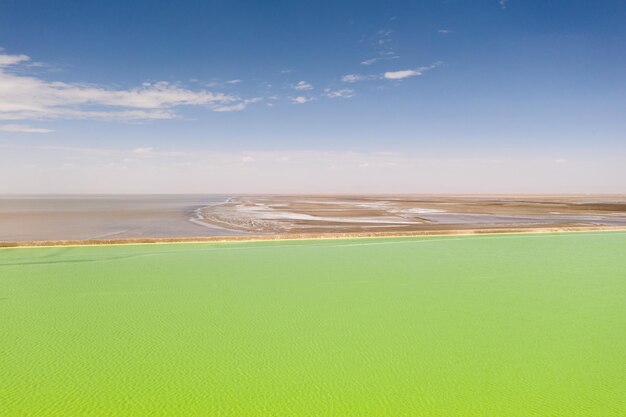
[0,124,53,133]
[1,46,442,120]
[0,52,253,122]
[293,80,313,91]
[292,96,314,104]
[384,69,422,80]
[342,63,440,84]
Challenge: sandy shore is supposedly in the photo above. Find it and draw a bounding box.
[2,225,626,248]
[200,195,626,234]
[3,194,626,248]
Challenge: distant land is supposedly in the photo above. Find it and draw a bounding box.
[2,194,626,245]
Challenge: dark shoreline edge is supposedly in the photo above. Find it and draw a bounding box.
[2,226,626,249]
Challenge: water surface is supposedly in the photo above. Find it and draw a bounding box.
[2,232,625,416]
[0,195,241,242]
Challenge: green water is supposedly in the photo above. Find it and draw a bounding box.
[1,233,625,416]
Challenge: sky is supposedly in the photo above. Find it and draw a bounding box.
[1,0,625,194]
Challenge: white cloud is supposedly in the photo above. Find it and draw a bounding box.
[325,88,354,99]
[0,51,253,121]
[341,74,361,83]
[225,79,242,84]
[0,53,30,67]
[0,124,53,133]
[292,96,313,104]
[361,52,399,66]
[341,74,369,83]
[361,56,399,66]
[384,69,422,80]
[293,80,313,91]
[499,0,508,9]
[343,63,440,84]
[212,103,247,112]
[361,58,381,66]
[213,97,261,112]
[438,29,451,34]
[384,63,442,80]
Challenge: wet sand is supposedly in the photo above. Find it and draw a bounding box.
[201,195,626,234]
[3,194,626,246]
[0,195,244,242]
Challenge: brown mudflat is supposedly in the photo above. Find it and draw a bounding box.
[3,194,626,247]
[201,195,626,234]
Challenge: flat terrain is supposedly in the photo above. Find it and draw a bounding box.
[3,195,626,244]
[0,195,240,242]
[203,195,626,234]
[1,232,625,416]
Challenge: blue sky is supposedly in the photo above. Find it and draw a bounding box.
[1,0,625,193]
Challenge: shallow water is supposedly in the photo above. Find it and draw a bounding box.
[1,232,625,416]
[0,195,242,241]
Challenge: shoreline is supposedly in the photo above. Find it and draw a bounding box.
[2,225,626,249]
[187,200,250,234]
[197,195,626,235]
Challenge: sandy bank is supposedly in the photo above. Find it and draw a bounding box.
[2,225,626,248]
[199,195,626,234]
